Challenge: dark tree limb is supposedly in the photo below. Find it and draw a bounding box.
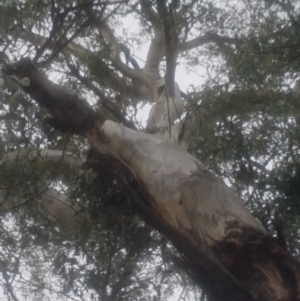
[2,58,98,134]
[156,0,178,95]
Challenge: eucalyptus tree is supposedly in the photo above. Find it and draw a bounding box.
[1,0,300,301]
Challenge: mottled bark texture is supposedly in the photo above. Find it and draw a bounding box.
[3,58,300,301]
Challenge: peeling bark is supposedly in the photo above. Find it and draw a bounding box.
[87,120,265,240]
[3,58,300,301]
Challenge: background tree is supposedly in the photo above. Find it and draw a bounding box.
[1,0,300,300]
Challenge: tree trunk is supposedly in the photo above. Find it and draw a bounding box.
[3,58,300,301]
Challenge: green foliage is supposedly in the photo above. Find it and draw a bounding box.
[1,0,300,300]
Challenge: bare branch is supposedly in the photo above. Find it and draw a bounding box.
[18,29,92,58]
[0,148,89,234]
[98,22,148,85]
[1,148,83,172]
[37,18,91,67]
[119,43,141,70]
[1,266,20,301]
[17,30,150,101]
[83,4,150,88]
[0,188,89,235]
[139,0,160,27]
[33,0,93,61]
[156,0,178,94]
[39,189,90,235]
[2,58,97,134]
[138,1,164,81]
[143,27,164,81]
[178,33,241,53]
[65,59,137,129]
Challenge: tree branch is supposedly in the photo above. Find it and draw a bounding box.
[0,148,89,235]
[17,28,91,58]
[138,1,163,81]
[83,4,150,88]
[139,0,160,27]
[119,43,141,70]
[156,0,178,94]
[178,33,241,53]
[1,148,83,169]
[143,27,164,81]
[2,58,98,134]
[17,29,151,102]
[0,188,89,235]
[1,267,20,301]
[65,59,137,129]
[4,58,300,300]
[97,22,147,85]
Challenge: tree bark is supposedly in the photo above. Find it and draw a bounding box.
[3,58,300,301]
[0,148,89,235]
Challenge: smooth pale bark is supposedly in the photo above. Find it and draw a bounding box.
[0,148,89,235]
[3,58,300,301]
[0,188,89,236]
[88,120,265,242]
[84,118,300,301]
[1,148,83,170]
[38,189,90,235]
